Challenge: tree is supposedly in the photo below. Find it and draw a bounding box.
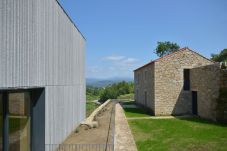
[211,49,227,62]
[155,41,180,57]
[99,81,134,102]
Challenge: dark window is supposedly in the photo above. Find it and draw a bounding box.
[183,69,190,90]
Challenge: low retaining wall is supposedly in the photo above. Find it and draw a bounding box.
[81,99,112,128]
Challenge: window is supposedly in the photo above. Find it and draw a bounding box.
[183,69,190,90]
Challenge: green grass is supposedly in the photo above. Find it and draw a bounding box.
[124,107,151,117]
[117,93,134,100]
[86,102,100,117]
[122,101,152,117]
[86,94,99,102]
[128,118,227,151]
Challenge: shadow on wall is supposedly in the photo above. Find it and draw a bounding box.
[171,88,192,116]
[171,63,227,123]
[135,102,155,115]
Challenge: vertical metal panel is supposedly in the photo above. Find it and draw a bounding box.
[0,0,86,146]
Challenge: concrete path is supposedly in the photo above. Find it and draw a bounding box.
[127,115,193,120]
[115,103,138,151]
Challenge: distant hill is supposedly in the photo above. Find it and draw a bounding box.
[86,77,133,87]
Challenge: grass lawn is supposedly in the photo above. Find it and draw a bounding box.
[86,94,99,102]
[122,101,152,118]
[124,107,151,117]
[117,93,134,100]
[86,102,100,117]
[128,118,227,151]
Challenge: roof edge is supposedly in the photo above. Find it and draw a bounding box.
[134,47,215,72]
[134,47,187,72]
[55,0,86,41]
[186,48,215,63]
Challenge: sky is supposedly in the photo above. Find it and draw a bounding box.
[59,0,227,79]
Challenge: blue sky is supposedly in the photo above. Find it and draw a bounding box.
[59,0,227,79]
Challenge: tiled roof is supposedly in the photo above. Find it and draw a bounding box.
[134,47,213,71]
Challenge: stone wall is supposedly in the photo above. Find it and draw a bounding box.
[134,63,155,113]
[221,70,227,88]
[154,48,213,115]
[190,64,221,120]
[217,70,227,122]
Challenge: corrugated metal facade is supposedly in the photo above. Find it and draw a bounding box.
[0,0,85,145]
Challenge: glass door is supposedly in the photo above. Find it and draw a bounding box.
[8,92,30,151]
[0,91,31,151]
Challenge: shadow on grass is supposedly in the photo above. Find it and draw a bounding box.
[121,101,136,105]
[124,107,153,117]
[176,116,227,127]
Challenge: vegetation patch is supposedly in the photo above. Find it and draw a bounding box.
[86,102,100,117]
[86,86,103,101]
[99,81,134,102]
[117,93,134,100]
[128,118,227,151]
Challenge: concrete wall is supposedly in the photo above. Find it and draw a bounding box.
[0,0,85,145]
[191,64,226,121]
[134,64,155,113]
[154,48,213,115]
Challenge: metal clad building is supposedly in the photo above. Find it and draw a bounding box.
[0,0,85,150]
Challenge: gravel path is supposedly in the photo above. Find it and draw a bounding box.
[127,115,193,120]
[63,102,115,145]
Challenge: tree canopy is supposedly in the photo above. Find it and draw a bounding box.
[99,81,134,102]
[211,49,227,62]
[155,41,180,57]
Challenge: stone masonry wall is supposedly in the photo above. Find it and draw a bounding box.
[221,70,227,88]
[154,48,213,115]
[219,70,227,122]
[134,64,155,113]
[190,64,221,121]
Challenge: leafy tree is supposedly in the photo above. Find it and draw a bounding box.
[155,41,180,57]
[211,49,227,62]
[99,81,134,102]
[86,86,103,101]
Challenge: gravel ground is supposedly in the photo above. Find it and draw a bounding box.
[63,102,115,145]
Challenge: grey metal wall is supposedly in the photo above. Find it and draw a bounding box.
[0,0,86,145]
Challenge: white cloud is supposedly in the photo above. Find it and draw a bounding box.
[87,55,141,79]
[122,58,138,65]
[103,55,125,61]
[103,55,138,66]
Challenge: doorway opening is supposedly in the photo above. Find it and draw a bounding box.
[0,88,45,151]
[192,91,198,115]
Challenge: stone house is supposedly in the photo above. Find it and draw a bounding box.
[134,47,227,122]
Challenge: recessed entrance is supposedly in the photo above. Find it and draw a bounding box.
[0,88,45,151]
